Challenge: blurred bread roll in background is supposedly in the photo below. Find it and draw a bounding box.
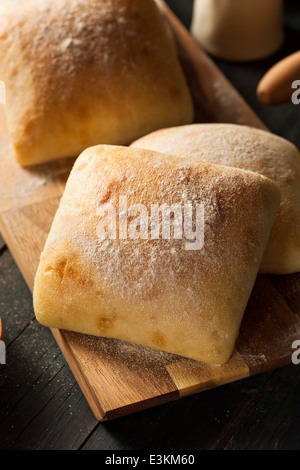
[257,51,300,105]
[132,123,300,274]
[0,0,193,166]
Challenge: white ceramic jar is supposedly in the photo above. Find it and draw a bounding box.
[191,0,284,61]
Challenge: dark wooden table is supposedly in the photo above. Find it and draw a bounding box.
[0,0,299,451]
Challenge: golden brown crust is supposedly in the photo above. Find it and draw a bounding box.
[0,0,193,166]
[131,123,300,274]
[33,145,280,364]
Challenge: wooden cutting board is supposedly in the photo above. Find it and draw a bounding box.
[0,0,299,421]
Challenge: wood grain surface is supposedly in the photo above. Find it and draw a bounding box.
[0,1,300,449]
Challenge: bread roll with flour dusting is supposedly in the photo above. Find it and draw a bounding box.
[132,124,300,274]
[33,145,280,364]
[0,0,193,166]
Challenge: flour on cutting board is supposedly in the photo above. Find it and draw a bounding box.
[0,137,74,209]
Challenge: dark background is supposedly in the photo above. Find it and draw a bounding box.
[0,0,299,450]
